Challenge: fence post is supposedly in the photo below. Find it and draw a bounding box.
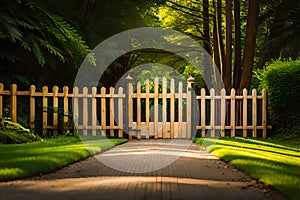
[30,85,36,132]
[187,76,194,139]
[126,75,133,139]
[10,84,17,123]
[0,83,3,119]
[262,89,267,138]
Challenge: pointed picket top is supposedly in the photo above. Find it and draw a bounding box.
[125,74,133,82]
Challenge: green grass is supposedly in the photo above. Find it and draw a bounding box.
[194,137,300,200]
[0,136,127,181]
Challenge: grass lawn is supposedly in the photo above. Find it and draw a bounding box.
[194,137,300,200]
[0,136,127,181]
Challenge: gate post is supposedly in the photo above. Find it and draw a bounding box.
[126,75,133,139]
[187,76,195,139]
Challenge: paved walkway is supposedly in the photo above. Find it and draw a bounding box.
[0,140,286,200]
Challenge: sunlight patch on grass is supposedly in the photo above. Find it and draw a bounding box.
[0,136,127,181]
[194,137,300,200]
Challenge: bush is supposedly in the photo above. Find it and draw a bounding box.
[257,58,300,129]
[0,119,41,144]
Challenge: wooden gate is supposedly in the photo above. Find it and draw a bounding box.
[126,75,193,139]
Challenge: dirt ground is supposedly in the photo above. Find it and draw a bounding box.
[0,140,286,200]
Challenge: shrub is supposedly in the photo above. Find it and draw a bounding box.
[0,119,41,144]
[257,58,300,129]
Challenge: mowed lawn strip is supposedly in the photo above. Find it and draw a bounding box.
[194,137,300,200]
[0,136,127,181]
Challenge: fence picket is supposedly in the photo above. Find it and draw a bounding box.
[42,86,48,135]
[83,87,88,136]
[210,88,215,137]
[145,80,150,139]
[118,87,124,138]
[178,81,183,139]
[73,87,79,136]
[262,89,267,138]
[53,86,59,136]
[201,88,206,137]
[29,85,35,132]
[154,77,159,139]
[63,86,69,134]
[230,88,236,137]
[92,87,97,136]
[170,79,175,139]
[243,88,248,137]
[10,84,17,123]
[101,87,106,136]
[252,89,257,137]
[220,88,226,137]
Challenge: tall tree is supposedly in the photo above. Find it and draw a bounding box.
[238,0,260,91]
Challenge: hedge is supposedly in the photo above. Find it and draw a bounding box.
[258,58,300,129]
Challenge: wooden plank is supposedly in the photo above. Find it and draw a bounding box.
[101,87,106,137]
[243,88,248,137]
[230,88,236,137]
[42,86,48,135]
[52,86,59,136]
[83,87,88,136]
[118,87,124,138]
[73,87,79,136]
[137,82,141,140]
[154,77,159,139]
[0,83,3,119]
[92,87,97,136]
[210,88,215,137]
[201,88,206,137]
[162,77,167,138]
[187,76,194,139]
[262,89,267,138]
[126,75,133,139]
[170,79,175,139]
[178,81,183,138]
[220,88,226,137]
[29,85,35,132]
[252,89,257,137]
[110,87,115,137]
[145,80,150,139]
[10,84,17,123]
[63,86,69,134]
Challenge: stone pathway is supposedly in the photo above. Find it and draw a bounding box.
[0,140,286,200]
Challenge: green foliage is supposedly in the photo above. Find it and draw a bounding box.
[0,119,41,144]
[194,137,300,200]
[0,0,95,68]
[257,58,300,129]
[0,137,127,181]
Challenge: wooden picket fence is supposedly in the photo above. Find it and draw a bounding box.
[0,76,269,139]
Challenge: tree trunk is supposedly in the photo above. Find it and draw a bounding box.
[212,0,221,89]
[233,0,241,90]
[216,0,226,88]
[224,0,232,91]
[239,0,260,91]
[203,0,212,87]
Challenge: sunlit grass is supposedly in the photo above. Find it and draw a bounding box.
[194,137,300,200]
[0,136,127,181]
